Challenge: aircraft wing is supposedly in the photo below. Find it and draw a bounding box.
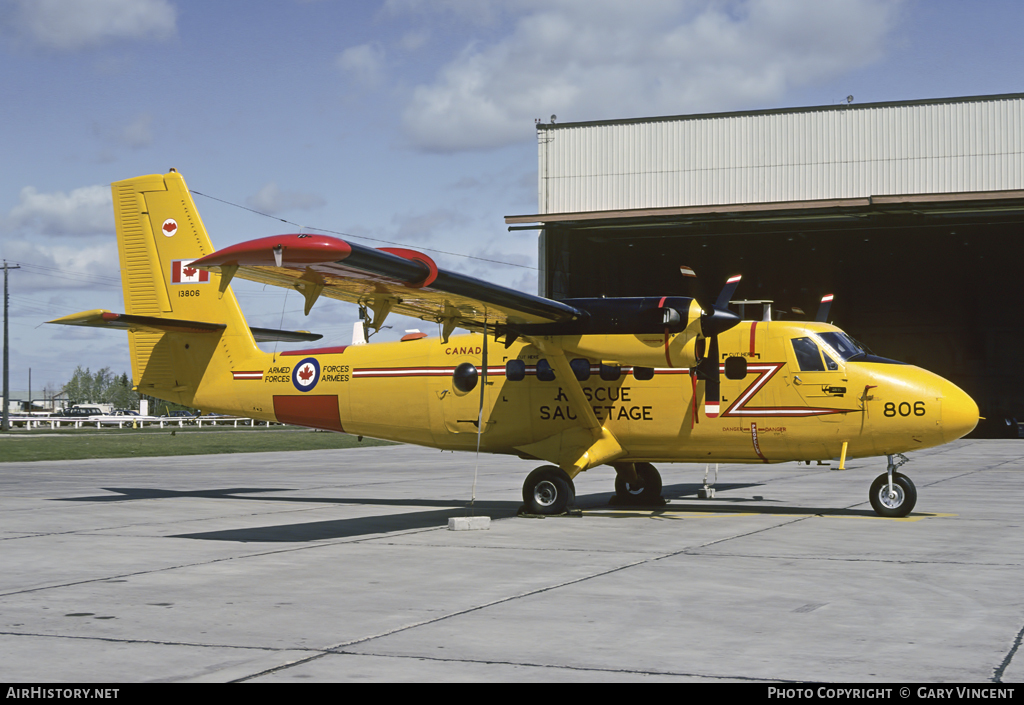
[188,234,582,334]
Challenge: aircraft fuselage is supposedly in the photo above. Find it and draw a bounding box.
[190,320,978,474]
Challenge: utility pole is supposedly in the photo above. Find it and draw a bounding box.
[2,261,21,432]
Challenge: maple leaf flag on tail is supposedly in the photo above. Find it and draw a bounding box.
[172,260,210,284]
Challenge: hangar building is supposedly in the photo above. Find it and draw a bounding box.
[506,93,1024,435]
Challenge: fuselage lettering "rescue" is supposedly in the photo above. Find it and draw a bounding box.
[555,386,631,403]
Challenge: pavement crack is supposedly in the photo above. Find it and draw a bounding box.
[992,619,1024,683]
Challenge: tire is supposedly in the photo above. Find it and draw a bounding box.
[868,472,917,518]
[523,466,575,515]
[614,462,663,504]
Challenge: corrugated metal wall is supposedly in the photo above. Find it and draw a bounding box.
[538,95,1024,214]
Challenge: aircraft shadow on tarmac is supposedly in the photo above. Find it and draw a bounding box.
[52,482,886,543]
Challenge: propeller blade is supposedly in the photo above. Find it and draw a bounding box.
[703,335,721,418]
[700,275,742,338]
[715,274,743,309]
[695,273,742,420]
[816,294,834,323]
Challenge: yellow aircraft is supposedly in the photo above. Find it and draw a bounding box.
[50,171,979,518]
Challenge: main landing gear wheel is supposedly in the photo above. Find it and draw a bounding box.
[869,472,917,518]
[522,465,576,515]
[614,462,663,504]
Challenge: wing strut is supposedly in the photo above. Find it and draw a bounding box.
[525,337,625,475]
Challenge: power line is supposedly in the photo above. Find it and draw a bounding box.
[14,262,121,287]
[190,189,539,272]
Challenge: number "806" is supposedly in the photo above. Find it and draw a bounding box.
[884,401,925,417]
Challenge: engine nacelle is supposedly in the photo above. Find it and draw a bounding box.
[556,327,703,369]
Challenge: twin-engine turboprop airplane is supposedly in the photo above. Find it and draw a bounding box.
[50,171,979,518]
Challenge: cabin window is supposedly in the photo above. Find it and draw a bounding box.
[505,359,526,381]
[570,358,590,381]
[536,359,555,382]
[791,337,825,372]
[452,362,478,392]
[600,363,621,381]
[633,366,654,381]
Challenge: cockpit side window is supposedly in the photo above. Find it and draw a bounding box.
[816,332,868,362]
[791,337,825,371]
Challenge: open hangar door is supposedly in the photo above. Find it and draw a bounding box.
[530,194,1024,437]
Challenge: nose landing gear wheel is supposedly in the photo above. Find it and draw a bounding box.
[614,462,663,504]
[522,466,575,515]
[869,471,917,518]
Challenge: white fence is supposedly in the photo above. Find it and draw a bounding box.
[4,415,273,430]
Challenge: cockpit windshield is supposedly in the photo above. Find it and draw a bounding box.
[815,332,871,361]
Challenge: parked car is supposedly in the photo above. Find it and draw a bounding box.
[53,406,104,418]
[161,410,198,424]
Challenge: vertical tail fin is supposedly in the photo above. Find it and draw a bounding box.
[111,171,258,405]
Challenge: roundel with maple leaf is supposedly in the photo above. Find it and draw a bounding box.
[291,358,320,392]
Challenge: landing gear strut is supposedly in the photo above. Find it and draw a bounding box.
[868,453,917,518]
[613,462,663,505]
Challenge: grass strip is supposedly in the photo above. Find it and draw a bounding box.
[0,427,393,463]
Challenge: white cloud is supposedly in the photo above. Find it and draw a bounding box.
[246,183,326,215]
[336,42,387,87]
[5,0,176,51]
[6,185,113,236]
[3,239,121,293]
[397,0,903,152]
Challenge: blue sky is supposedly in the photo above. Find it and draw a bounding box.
[1,0,1022,398]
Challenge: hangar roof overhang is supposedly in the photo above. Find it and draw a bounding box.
[505,190,1024,234]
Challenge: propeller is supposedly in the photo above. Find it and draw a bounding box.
[695,274,742,419]
[815,293,834,323]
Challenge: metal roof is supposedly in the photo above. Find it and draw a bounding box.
[511,93,1024,220]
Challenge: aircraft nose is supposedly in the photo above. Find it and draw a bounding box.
[940,381,980,442]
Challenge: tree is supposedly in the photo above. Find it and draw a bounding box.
[104,372,137,409]
[62,367,139,409]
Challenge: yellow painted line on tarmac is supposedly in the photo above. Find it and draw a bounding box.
[581,508,958,522]
[822,512,958,522]
[582,510,757,520]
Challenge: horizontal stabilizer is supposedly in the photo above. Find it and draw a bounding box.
[249,327,322,343]
[48,310,226,334]
[48,310,321,343]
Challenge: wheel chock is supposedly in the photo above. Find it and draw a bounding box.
[448,516,491,531]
